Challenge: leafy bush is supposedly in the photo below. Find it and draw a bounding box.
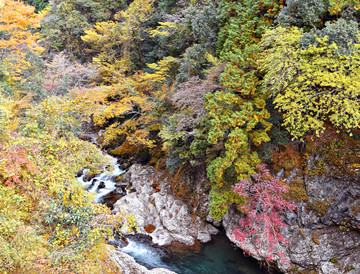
[41,0,128,56]
[232,164,296,264]
[300,19,359,55]
[277,0,326,28]
[0,90,132,272]
[23,0,48,12]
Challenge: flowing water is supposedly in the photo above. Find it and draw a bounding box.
[120,236,171,270]
[78,160,124,203]
[78,162,267,274]
[119,234,266,274]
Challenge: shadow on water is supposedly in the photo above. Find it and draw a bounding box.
[119,233,275,274]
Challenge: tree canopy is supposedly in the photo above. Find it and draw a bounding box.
[262,27,360,138]
[1,0,360,270]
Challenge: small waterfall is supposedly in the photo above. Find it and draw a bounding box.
[77,160,124,203]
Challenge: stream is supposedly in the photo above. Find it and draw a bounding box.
[78,160,267,274]
[119,234,266,274]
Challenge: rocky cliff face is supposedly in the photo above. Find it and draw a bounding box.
[223,167,360,273]
[112,164,218,246]
[112,161,360,273]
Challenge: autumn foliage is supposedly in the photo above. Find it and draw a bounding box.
[0,0,43,83]
[77,0,157,150]
[206,0,284,220]
[232,164,296,264]
[1,0,360,271]
[0,92,129,272]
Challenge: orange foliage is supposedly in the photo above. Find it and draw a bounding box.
[272,143,303,176]
[305,128,360,180]
[328,0,360,14]
[0,0,43,83]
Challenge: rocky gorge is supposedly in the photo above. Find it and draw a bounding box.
[99,159,359,274]
[78,137,360,274]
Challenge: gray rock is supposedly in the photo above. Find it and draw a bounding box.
[223,206,291,273]
[319,262,340,274]
[222,165,360,273]
[113,164,218,247]
[113,157,360,273]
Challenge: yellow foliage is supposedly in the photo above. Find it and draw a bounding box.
[0,91,134,272]
[79,0,158,151]
[142,56,178,83]
[148,21,180,37]
[82,0,155,77]
[0,0,44,84]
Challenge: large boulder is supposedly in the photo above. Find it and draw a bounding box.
[113,164,218,246]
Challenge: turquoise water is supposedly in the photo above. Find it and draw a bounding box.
[120,233,268,274]
[79,164,269,273]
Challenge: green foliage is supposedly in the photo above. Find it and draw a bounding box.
[259,99,291,163]
[300,19,359,54]
[330,258,338,263]
[184,2,219,50]
[209,189,244,222]
[41,0,128,56]
[277,0,326,28]
[176,44,207,82]
[147,0,220,73]
[277,0,360,30]
[262,27,360,138]
[142,0,224,167]
[23,0,48,12]
[158,0,178,14]
[206,0,284,220]
[156,66,224,171]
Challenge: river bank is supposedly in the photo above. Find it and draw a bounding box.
[77,159,268,274]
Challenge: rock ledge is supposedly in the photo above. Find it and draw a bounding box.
[113,164,218,246]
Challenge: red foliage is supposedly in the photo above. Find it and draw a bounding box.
[232,164,296,264]
[0,134,39,187]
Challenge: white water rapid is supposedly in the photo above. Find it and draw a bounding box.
[77,159,124,203]
[120,238,174,270]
